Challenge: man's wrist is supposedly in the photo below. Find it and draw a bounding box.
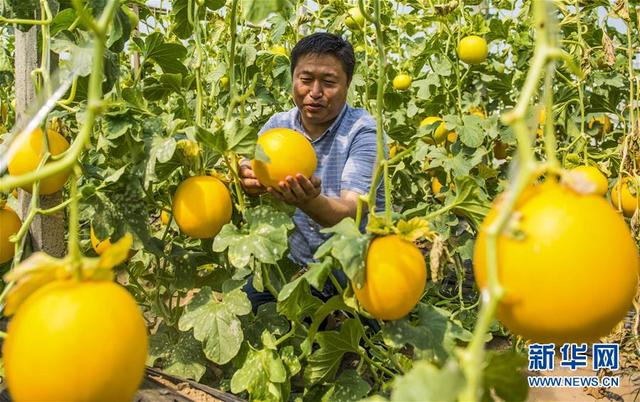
[294,193,323,210]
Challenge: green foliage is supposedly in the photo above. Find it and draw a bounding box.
[178,286,251,364]
[2,0,636,400]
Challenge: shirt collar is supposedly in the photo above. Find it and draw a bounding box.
[295,103,350,143]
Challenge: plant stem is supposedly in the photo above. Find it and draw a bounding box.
[459,1,557,400]
[225,0,240,123]
[363,0,390,220]
[68,170,82,280]
[274,322,297,347]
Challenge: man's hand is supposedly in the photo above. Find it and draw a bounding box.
[239,160,266,196]
[268,174,321,207]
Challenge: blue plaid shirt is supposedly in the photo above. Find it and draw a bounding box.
[259,103,386,266]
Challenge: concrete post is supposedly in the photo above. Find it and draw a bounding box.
[14,26,66,258]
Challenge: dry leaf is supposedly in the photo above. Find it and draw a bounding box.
[3,252,68,316]
[614,0,629,21]
[602,29,616,67]
[581,47,592,77]
[429,235,445,283]
[433,1,458,16]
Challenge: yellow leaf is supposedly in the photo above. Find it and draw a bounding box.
[98,233,133,271]
[3,253,68,316]
[396,217,432,242]
[2,233,132,315]
[365,214,395,236]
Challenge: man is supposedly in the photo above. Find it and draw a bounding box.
[240,32,385,306]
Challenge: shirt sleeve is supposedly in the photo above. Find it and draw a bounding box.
[341,127,386,195]
[258,115,278,136]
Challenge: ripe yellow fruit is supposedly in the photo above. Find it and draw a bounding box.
[389,144,406,159]
[252,128,317,188]
[0,205,21,264]
[177,139,200,158]
[90,225,112,256]
[172,176,232,238]
[392,73,412,90]
[611,177,637,217]
[220,76,229,89]
[588,115,612,137]
[271,45,287,56]
[3,280,148,402]
[345,7,365,30]
[8,128,71,195]
[474,181,639,343]
[160,210,170,225]
[420,116,450,145]
[353,235,427,320]
[90,226,134,259]
[569,166,608,196]
[457,35,488,65]
[431,176,443,195]
[470,109,486,118]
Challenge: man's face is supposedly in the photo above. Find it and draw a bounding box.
[292,53,349,128]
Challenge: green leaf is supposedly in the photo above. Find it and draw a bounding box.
[242,0,295,23]
[304,258,334,291]
[178,287,251,364]
[192,125,226,154]
[231,346,288,402]
[142,74,185,101]
[457,115,485,148]
[50,8,76,36]
[107,7,132,52]
[280,346,301,377]
[482,350,528,402]
[276,278,322,321]
[300,296,349,357]
[147,323,207,381]
[171,0,225,39]
[253,143,271,163]
[277,258,332,303]
[432,57,453,77]
[122,87,147,110]
[415,75,440,100]
[304,319,362,386]
[316,219,370,286]
[382,304,473,364]
[245,303,290,347]
[225,121,257,156]
[142,32,187,75]
[322,369,371,402]
[448,176,491,228]
[144,136,176,187]
[103,112,133,139]
[212,206,293,268]
[51,34,94,77]
[4,0,38,31]
[391,360,465,402]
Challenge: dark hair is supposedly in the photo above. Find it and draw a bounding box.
[290,32,355,83]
